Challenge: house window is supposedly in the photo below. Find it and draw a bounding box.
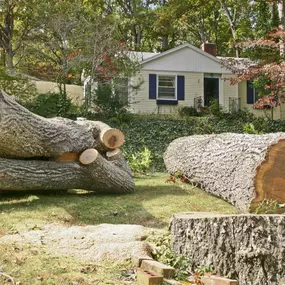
[247,81,260,104]
[157,75,176,100]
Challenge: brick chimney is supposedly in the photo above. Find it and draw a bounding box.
[201,43,217,56]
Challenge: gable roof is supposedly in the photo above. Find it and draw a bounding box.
[140,43,222,65]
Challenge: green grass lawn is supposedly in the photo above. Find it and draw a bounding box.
[0,173,237,284]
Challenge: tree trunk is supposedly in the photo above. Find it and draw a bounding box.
[0,149,133,194]
[218,0,239,58]
[0,91,124,158]
[161,35,168,50]
[171,212,285,285]
[278,0,285,55]
[0,90,133,194]
[164,133,285,212]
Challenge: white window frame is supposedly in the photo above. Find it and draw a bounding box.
[157,75,177,100]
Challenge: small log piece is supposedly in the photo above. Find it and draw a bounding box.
[164,133,285,212]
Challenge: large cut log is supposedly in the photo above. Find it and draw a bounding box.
[0,90,124,158]
[0,90,133,194]
[0,149,134,193]
[171,212,285,285]
[164,133,285,212]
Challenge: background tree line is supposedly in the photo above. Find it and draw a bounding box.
[0,0,285,109]
[0,0,283,78]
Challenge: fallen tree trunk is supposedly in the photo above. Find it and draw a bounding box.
[164,133,285,212]
[171,212,285,285]
[0,91,124,158]
[0,149,133,193]
[0,90,133,194]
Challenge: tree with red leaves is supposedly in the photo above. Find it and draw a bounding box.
[224,0,285,119]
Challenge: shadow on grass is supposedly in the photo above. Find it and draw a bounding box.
[0,174,194,229]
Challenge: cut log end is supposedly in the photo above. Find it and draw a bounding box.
[79,149,98,165]
[252,139,285,212]
[106,149,121,160]
[101,129,125,149]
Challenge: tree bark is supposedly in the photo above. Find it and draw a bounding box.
[106,149,132,176]
[0,149,134,194]
[164,133,285,212]
[0,90,133,194]
[278,0,285,55]
[0,91,124,158]
[171,212,285,285]
[218,0,239,58]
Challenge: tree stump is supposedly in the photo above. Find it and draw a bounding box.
[0,90,133,193]
[164,133,285,212]
[170,212,285,285]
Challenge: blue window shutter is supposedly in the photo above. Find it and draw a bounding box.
[247,81,254,104]
[149,74,157,99]
[177,75,185,100]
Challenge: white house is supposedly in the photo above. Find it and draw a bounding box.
[128,43,285,119]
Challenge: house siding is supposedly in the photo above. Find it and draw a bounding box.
[129,70,203,114]
[239,81,281,120]
[222,74,238,112]
[141,46,232,74]
[129,70,240,114]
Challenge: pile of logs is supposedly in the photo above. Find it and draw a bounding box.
[0,90,134,194]
[164,133,285,212]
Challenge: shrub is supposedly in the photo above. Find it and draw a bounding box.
[24,92,76,118]
[124,147,152,175]
[92,82,125,117]
[178,106,199,117]
[243,123,262,134]
[147,232,194,281]
[0,68,38,104]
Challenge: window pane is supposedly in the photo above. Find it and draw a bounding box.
[158,87,175,98]
[158,76,176,99]
[158,76,175,88]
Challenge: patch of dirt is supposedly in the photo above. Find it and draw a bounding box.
[0,223,158,262]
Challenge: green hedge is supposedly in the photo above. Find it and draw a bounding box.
[103,114,249,172]
[103,112,285,172]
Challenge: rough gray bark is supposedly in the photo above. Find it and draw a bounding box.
[164,133,285,212]
[106,149,132,177]
[0,91,123,158]
[171,212,285,285]
[0,90,133,194]
[0,152,134,194]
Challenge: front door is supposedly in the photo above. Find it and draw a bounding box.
[204,78,219,106]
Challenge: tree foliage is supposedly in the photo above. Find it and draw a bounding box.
[1,0,285,104]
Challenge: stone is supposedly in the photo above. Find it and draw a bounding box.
[141,260,175,279]
[137,268,163,285]
[132,254,153,267]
